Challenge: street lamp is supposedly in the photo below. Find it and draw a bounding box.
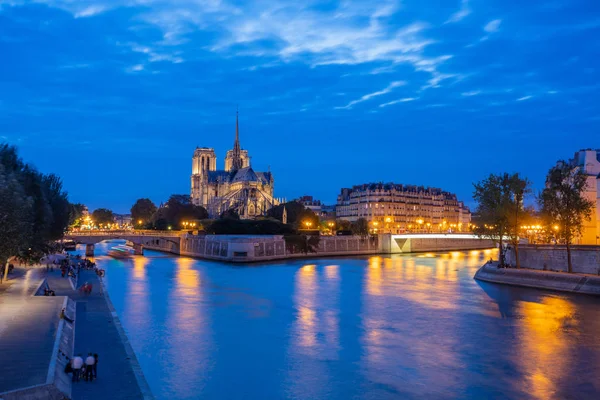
[328,221,335,235]
[304,221,312,230]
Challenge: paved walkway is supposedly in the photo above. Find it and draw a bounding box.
[0,267,65,393]
[69,270,147,400]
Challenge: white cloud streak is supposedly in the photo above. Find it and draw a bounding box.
[335,80,406,109]
[379,97,417,107]
[445,0,471,24]
[516,95,533,101]
[484,19,502,33]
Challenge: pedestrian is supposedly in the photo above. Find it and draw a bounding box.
[85,353,95,381]
[72,354,84,382]
[60,308,74,323]
[93,353,98,379]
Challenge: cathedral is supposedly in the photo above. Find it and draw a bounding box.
[190,113,279,219]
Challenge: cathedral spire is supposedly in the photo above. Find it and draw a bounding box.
[231,108,243,171]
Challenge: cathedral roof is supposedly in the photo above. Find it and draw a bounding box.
[206,167,271,184]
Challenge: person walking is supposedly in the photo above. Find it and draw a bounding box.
[93,353,98,379]
[72,354,84,382]
[85,353,95,381]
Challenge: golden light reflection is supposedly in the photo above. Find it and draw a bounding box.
[324,264,339,280]
[132,256,149,280]
[295,264,317,350]
[518,297,578,400]
[175,257,200,298]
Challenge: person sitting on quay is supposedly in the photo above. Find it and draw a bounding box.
[44,287,56,296]
[84,353,95,381]
[60,308,74,324]
[71,354,84,382]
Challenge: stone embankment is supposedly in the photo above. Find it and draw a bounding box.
[474,262,600,296]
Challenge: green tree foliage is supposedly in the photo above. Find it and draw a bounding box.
[0,144,71,265]
[206,218,294,235]
[153,195,208,229]
[473,173,531,266]
[283,234,321,254]
[267,201,306,224]
[351,217,370,237]
[220,208,240,220]
[69,203,87,227]
[539,161,594,273]
[335,219,352,231]
[92,208,115,226]
[131,198,157,227]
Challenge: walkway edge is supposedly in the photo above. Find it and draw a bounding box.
[98,277,155,400]
[46,297,68,385]
[474,263,600,296]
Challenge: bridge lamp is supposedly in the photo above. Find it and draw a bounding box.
[553,225,559,231]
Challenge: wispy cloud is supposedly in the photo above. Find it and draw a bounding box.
[126,64,144,73]
[379,97,417,108]
[74,5,106,18]
[517,95,533,101]
[336,81,406,109]
[462,90,481,96]
[484,19,502,33]
[445,0,471,24]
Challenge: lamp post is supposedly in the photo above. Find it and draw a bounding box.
[328,221,335,235]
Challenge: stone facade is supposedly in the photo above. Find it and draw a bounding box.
[336,182,471,233]
[190,113,279,219]
[505,244,600,275]
[568,149,600,245]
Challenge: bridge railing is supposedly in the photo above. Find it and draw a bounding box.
[66,230,183,237]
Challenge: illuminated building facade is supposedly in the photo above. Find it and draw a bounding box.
[336,183,471,233]
[190,113,279,219]
[568,149,600,244]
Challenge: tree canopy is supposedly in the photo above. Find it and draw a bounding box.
[152,194,208,229]
[131,198,157,227]
[539,161,594,272]
[473,173,531,266]
[91,208,115,226]
[0,143,71,265]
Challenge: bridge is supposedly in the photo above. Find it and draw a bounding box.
[380,233,495,254]
[64,230,184,256]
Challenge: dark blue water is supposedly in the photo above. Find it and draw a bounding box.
[83,243,600,399]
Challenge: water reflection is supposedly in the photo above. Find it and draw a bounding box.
[518,297,577,399]
[96,249,600,400]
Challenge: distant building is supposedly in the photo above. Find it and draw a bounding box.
[295,196,336,219]
[190,112,280,219]
[336,182,471,234]
[567,149,600,244]
[114,214,132,228]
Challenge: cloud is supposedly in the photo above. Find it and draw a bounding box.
[126,64,144,73]
[22,0,454,87]
[516,95,533,101]
[461,90,481,96]
[445,0,471,24]
[484,19,502,33]
[379,97,417,107]
[74,5,106,18]
[336,80,406,109]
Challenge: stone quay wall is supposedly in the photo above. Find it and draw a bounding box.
[177,234,380,262]
[505,245,600,275]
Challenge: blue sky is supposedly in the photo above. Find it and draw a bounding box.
[1,0,598,213]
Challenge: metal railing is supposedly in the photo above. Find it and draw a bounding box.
[66,230,183,237]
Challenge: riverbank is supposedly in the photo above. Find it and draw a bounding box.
[0,263,154,400]
[474,262,600,295]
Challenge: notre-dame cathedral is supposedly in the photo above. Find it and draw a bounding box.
[190,113,279,219]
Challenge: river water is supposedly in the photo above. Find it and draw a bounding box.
[78,242,600,400]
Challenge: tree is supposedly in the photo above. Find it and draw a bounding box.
[266,201,306,224]
[335,219,352,231]
[539,161,594,273]
[131,198,157,227]
[69,203,87,228]
[159,194,208,229]
[351,218,369,237]
[220,208,240,220]
[0,165,32,281]
[473,173,530,266]
[92,208,115,226]
[505,174,531,268]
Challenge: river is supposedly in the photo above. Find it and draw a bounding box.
[75,242,600,400]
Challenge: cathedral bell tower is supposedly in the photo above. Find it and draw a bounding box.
[191,147,216,206]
